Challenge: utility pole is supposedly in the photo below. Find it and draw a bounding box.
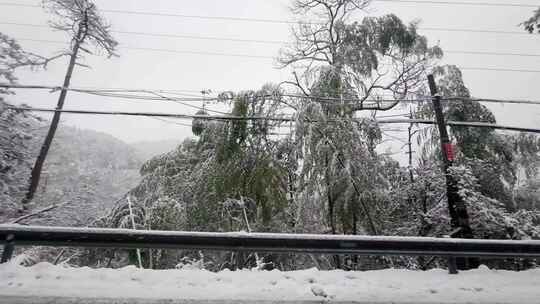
[21,10,89,210]
[406,107,416,184]
[201,89,212,112]
[427,74,477,272]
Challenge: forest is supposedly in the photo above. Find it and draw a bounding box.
[0,0,539,272]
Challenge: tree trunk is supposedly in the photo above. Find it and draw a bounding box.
[407,119,415,184]
[324,153,340,269]
[21,20,85,210]
[352,211,358,269]
[327,182,340,268]
[324,154,337,235]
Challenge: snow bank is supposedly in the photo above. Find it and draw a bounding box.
[0,262,539,303]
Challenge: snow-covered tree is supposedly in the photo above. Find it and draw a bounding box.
[523,7,540,33]
[0,32,53,93]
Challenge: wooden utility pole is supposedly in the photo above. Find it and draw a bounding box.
[21,11,88,210]
[427,75,476,272]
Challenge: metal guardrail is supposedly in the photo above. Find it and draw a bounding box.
[2,225,540,263]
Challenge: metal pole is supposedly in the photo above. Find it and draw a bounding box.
[427,75,476,272]
[1,234,15,263]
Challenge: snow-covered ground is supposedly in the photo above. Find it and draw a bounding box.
[0,261,539,303]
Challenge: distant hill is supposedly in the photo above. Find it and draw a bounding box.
[131,139,183,161]
[0,100,143,226]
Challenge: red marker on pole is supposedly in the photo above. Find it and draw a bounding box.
[443,143,455,162]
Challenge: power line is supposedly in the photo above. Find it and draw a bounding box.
[154,116,291,135]
[78,90,218,102]
[128,46,274,59]
[2,23,531,43]
[4,84,540,106]
[119,30,284,45]
[12,38,540,73]
[103,8,297,25]
[0,22,284,44]
[0,83,404,105]
[4,22,537,48]
[1,1,537,18]
[151,117,192,127]
[446,50,540,58]
[5,106,294,122]
[0,83,230,114]
[378,118,540,133]
[5,105,540,133]
[444,97,540,105]
[11,38,277,59]
[420,27,530,36]
[375,0,538,8]
[0,2,298,24]
[4,22,540,58]
[456,67,540,73]
[0,83,222,102]
[375,113,411,118]
[10,84,210,95]
[15,38,276,59]
[78,90,229,115]
[0,2,40,8]
[0,3,538,37]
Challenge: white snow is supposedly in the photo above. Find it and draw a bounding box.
[1,262,539,303]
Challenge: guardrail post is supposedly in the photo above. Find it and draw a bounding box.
[1,234,15,263]
[447,257,458,274]
[442,235,458,274]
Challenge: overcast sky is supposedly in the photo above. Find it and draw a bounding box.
[1,0,539,148]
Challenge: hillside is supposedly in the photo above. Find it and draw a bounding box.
[0,100,143,226]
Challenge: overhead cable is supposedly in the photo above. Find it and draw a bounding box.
[1,21,532,38]
[0,2,298,24]
[375,0,538,8]
[80,90,229,115]
[151,117,193,127]
[0,83,407,105]
[444,97,540,105]
[4,22,539,57]
[3,83,540,106]
[12,38,540,73]
[5,106,540,133]
[378,118,540,133]
[2,22,537,47]
[1,2,537,23]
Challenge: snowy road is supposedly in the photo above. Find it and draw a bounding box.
[0,297,523,304]
[1,262,539,304]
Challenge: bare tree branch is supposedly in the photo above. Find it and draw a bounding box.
[8,202,69,224]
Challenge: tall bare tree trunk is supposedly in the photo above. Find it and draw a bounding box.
[21,18,86,210]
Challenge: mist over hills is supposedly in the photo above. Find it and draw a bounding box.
[0,100,143,225]
[130,139,183,162]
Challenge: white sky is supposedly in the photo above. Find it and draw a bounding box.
[1,0,539,146]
